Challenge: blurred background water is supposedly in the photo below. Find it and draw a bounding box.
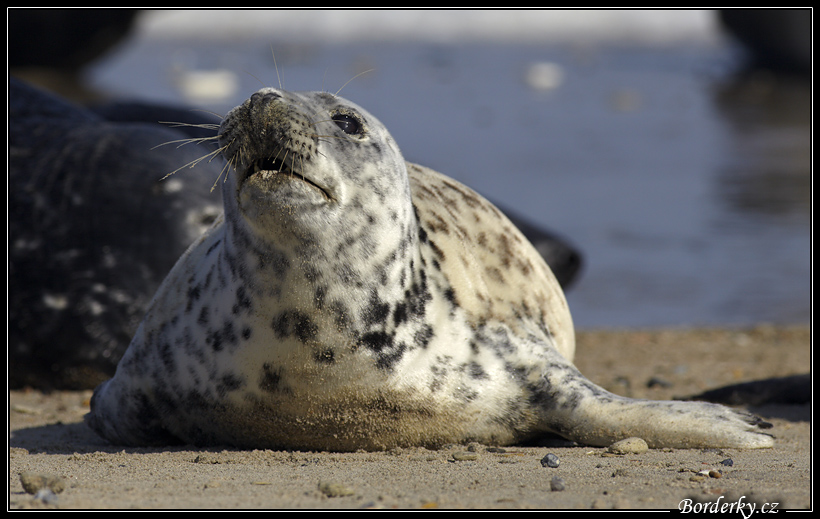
[13,9,812,330]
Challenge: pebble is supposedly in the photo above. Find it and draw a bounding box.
[606,437,648,454]
[540,453,560,468]
[720,458,734,467]
[318,481,355,497]
[19,472,66,495]
[695,469,723,479]
[550,476,566,491]
[12,404,42,415]
[452,451,478,461]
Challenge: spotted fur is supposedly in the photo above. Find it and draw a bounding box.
[87,88,774,451]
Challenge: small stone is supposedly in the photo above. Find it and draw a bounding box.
[607,437,648,455]
[540,453,560,468]
[708,470,722,479]
[13,405,42,415]
[550,476,566,491]
[720,458,734,467]
[452,451,478,461]
[318,481,355,497]
[19,472,66,495]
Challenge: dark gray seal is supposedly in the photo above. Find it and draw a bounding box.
[86,88,773,451]
[8,77,222,388]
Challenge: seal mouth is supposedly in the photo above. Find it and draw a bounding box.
[244,156,332,201]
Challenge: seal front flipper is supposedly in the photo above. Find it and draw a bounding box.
[86,374,183,447]
[529,354,775,449]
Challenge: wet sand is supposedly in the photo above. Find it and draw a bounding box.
[9,325,810,510]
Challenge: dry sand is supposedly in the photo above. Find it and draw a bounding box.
[8,325,810,510]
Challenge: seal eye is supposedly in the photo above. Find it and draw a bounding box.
[331,113,362,135]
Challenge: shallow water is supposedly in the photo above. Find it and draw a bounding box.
[85,36,810,329]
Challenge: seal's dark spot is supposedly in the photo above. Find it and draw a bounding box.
[260,363,283,393]
[360,330,393,352]
[272,310,318,344]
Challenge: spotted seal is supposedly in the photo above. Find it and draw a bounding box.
[86,87,774,451]
[8,77,580,390]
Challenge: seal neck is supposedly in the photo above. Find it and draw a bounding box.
[220,199,423,324]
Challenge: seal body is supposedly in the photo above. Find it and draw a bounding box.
[87,88,773,450]
[8,77,222,388]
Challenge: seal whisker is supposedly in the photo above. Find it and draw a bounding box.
[159,144,228,181]
[270,44,283,90]
[334,68,375,97]
[159,121,221,131]
[210,158,236,192]
[172,107,226,121]
[151,135,220,151]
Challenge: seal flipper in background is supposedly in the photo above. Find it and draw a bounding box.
[494,204,582,289]
[683,373,810,406]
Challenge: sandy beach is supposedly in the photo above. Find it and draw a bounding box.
[9,325,810,510]
[8,8,811,512]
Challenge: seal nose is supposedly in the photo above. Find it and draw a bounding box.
[249,90,282,106]
[246,90,292,133]
[219,88,319,180]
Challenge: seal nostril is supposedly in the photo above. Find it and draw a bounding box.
[251,91,282,104]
